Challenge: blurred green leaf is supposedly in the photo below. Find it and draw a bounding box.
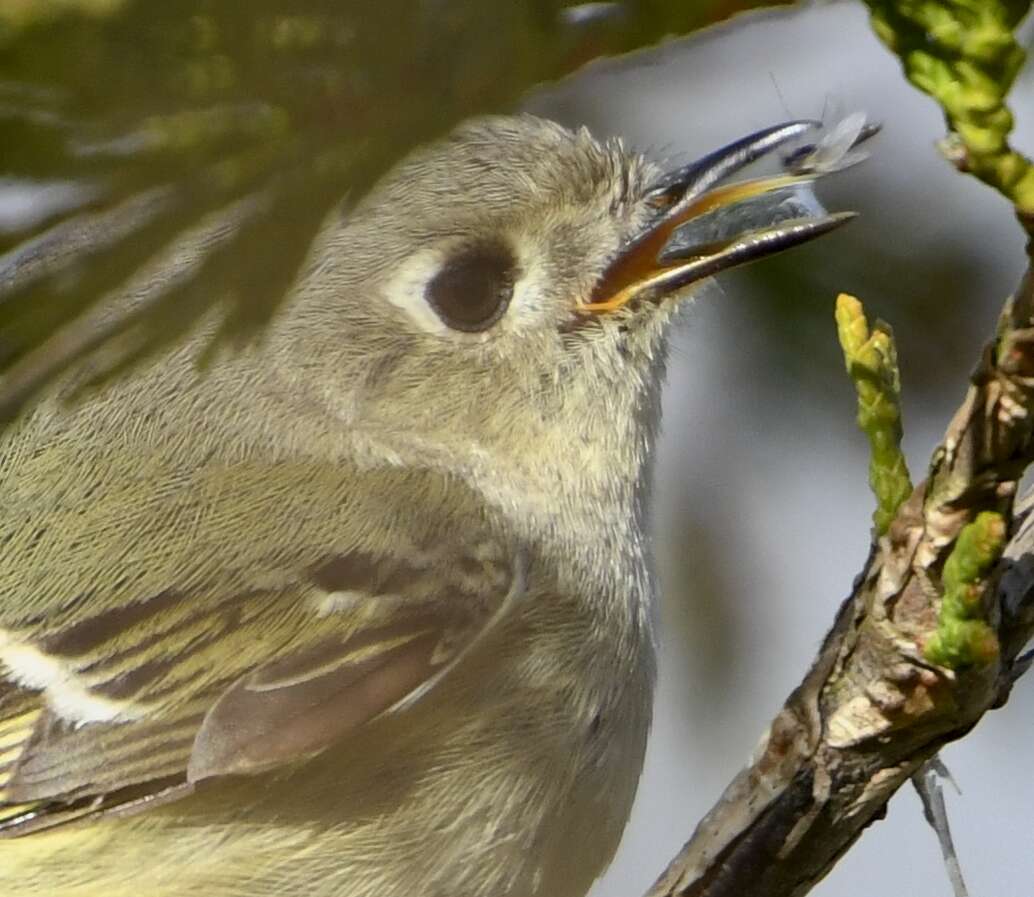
[0,0,787,426]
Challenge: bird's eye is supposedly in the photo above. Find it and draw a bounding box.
[425,241,518,332]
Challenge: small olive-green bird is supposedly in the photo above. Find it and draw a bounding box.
[0,113,868,896]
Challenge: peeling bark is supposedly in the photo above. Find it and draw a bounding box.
[646,263,1034,897]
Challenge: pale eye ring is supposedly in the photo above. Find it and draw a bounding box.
[424,240,518,332]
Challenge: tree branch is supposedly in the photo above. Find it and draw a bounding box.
[642,258,1034,897]
[638,3,1034,892]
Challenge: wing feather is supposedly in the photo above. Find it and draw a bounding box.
[0,543,523,837]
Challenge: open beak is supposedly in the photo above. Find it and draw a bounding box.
[579,116,876,314]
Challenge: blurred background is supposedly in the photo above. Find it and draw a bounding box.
[2,2,1032,895]
[531,3,1034,895]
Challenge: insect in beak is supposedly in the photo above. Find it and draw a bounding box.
[581,115,877,313]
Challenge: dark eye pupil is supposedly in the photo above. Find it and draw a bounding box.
[425,241,517,332]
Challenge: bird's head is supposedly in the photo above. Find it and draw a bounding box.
[270,114,870,529]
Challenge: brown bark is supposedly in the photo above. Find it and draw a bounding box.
[645,253,1034,897]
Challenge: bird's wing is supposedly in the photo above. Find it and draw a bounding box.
[0,457,525,838]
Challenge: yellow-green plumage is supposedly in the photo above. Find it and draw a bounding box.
[0,117,660,896]
[0,110,858,895]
